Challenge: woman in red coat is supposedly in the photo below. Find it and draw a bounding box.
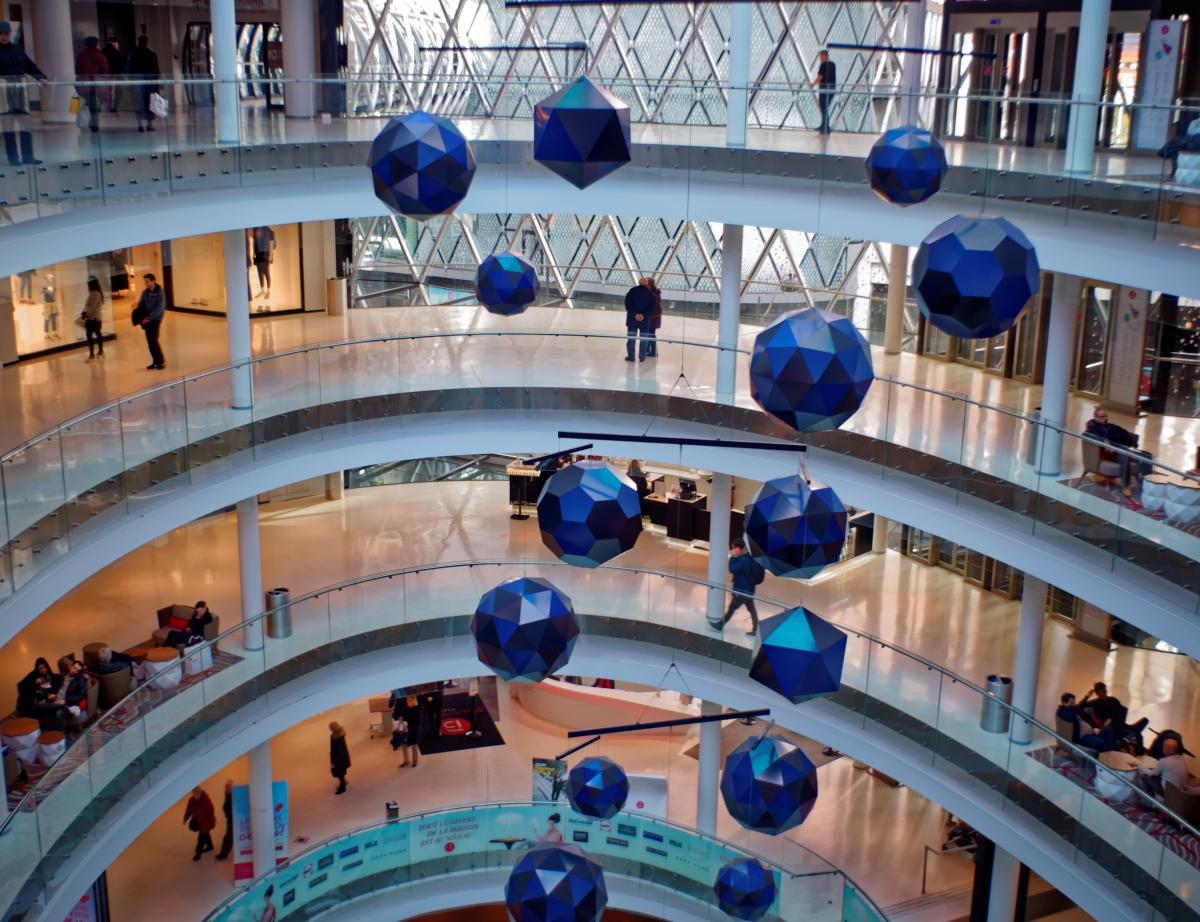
[183,786,217,860]
[74,36,109,133]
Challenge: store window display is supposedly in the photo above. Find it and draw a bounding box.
[165,225,303,315]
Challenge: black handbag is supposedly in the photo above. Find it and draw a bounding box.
[188,818,198,832]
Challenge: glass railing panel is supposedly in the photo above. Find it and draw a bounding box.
[261,594,330,673]
[59,406,127,535]
[1001,721,1086,848]
[779,870,842,922]
[1075,781,1168,908]
[931,673,1006,807]
[182,367,254,481]
[249,348,322,460]
[0,809,42,919]
[1160,843,1200,917]
[316,338,402,433]
[117,382,190,508]
[327,576,404,648]
[1,435,67,586]
[862,640,941,753]
[1111,451,1200,600]
[86,709,149,812]
[31,746,95,865]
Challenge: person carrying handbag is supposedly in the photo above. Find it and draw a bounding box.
[183,786,217,860]
[81,277,104,359]
[125,35,160,132]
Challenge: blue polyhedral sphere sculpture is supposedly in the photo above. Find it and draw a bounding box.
[476,251,539,316]
[713,857,777,921]
[720,734,819,835]
[368,111,476,219]
[537,461,642,568]
[505,844,608,922]
[744,476,847,580]
[750,606,847,704]
[534,76,631,189]
[864,125,948,206]
[748,308,874,432]
[913,215,1040,340]
[471,577,579,683]
[567,756,629,819]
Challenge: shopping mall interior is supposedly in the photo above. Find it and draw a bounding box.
[0,1,1199,921]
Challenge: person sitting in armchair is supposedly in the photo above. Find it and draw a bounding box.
[1084,407,1149,509]
[91,645,135,675]
[163,601,214,648]
[35,660,89,733]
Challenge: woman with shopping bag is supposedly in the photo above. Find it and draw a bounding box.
[125,35,160,132]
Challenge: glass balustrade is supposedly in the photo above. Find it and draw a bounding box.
[0,560,1194,922]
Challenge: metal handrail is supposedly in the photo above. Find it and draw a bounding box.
[921,843,975,895]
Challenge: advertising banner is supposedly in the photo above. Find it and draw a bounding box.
[531,757,568,802]
[1133,21,1182,150]
[1104,287,1149,412]
[63,884,99,922]
[232,781,290,882]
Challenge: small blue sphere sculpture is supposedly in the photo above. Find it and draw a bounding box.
[534,76,631,189]
[749,308,874,432]
[713,857,777,921]
[476,251,539,316]
[750,606,847,704]
[471,577,579,683]
[913,215,1040,340]
[368,111,476,220]
[744,476,847,580]
[537,461,642,568]
[505,844,608,922]
[720,734,819,835]
[864,125,948,206]
[567,756,629,819]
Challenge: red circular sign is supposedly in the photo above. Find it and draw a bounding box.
[441,717,471,736]
[444,841,456,853]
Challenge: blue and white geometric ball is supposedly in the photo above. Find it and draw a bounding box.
[720,734,819,835]
[505,843,608,922]
[368,110,476,220]
[864,125,948,206]
[713,856,777,921]
[476,251,539,316]
[567,756,629,819]
[744,476,847,580]
[537,461,643,568]
[471,576,579,683]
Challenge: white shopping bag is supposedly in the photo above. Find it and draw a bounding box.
[149,92,169,118]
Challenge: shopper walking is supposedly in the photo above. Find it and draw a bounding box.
[624,280,654,363]
[125,36,160,133]
[645,277,662,358]
[82,277,104,359]
[75,37,109,134]
[0,20,47,166]
[134,272,166,369]
[183,786,217,860]
[813,49,836,135]
[329,721,351,794]
[719,539,765,636]
[100,37,122,112]
[216,779,234,860]
[400,694,423,767]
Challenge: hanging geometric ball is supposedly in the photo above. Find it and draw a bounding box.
[505,844,608,922]
[750,606,847,704]
[713,857,777,921]
[744,476,847,580]
[720,734,819,835]
[476,251,539,316]
[368,110,476,220]
[567,756,629,820]
[537,461,642,568]
[534,75,631,190]
[748,308,874,432]
[864,125,948,206]
[912,215,1040,340]
[471,577,579,683]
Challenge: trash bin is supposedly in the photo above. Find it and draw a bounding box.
[326,277,347,316]
[979,674,1013,733]
[1025,408,1042,466]
[385,800,399,821]
[265,588,293,639]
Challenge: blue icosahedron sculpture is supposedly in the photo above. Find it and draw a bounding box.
[567,756,629,819]
[749,308,874,432]
[720,734,819,835]
[913,215,1040,340]
[537,461,642,568]
[471,577,579,683]
[477,251,539,316]
[750,606,847,704]
[505,843,608,922]
[744,476,847,580]
[864,125,948,206]
[713,857,777,921]
[534,76,631,189]
[368,110,476,220]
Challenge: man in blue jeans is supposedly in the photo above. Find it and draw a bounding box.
[624,281,654,363]
[718,539,765,636]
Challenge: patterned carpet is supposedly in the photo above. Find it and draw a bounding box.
[1063,477,1200,538]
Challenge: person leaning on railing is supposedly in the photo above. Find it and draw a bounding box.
[0,19,47,167]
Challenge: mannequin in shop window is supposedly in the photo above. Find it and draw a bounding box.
[251,226,276,304]
[41,276,59,341]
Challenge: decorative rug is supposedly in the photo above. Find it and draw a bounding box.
[1061,477,1200,538]
[419,692,506,755]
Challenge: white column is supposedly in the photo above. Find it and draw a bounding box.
[1036,274,1081,476]
[725,3,752,148]
[1064,0,1112,175]
[705,474,733,626]
[884,244,908,355]
[248,742,275,877]
[872,515,889,554]
[987,845,1021,922]
[224,230,253,410]
[281,0,317,118]
[31,0,74,123]
[211,0,240,143]
[696,700,721,835]
[1010,575,1048,745]
[900,0,926,126]
[0,291,17,365]
[716,224,743,403]
[238,497,265,652]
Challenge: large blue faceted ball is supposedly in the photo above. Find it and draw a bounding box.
[534,76,631,189]
[476,251,539,316]
[368,111,476,220]
[749,308,874,432]
[505,844,608,922]
[537,461,642,568]
[864,125,948,206]
[744,476,847,580]
[750,606,847,704]
[720,735,818,835]
[471,577,579,683]
[713,857,777,921]
[913,215,1040,340]
[567,756,629,819]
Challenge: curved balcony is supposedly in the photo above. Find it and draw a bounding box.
[201,802,886,922]
[0,561,1194,922]
[0,331,1196,655]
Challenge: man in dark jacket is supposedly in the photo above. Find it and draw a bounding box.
[75,36,109,133]
[37,659,89,732]
[0,20,48,166]
[135,273,167,369]
[813,49,836,135]
[329,721,351,794]
[126,36,160,132]
[624,281,655,363]
[719,539,764,635]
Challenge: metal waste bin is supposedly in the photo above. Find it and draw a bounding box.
[979,674,1013,733]
[265,587,293,639]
